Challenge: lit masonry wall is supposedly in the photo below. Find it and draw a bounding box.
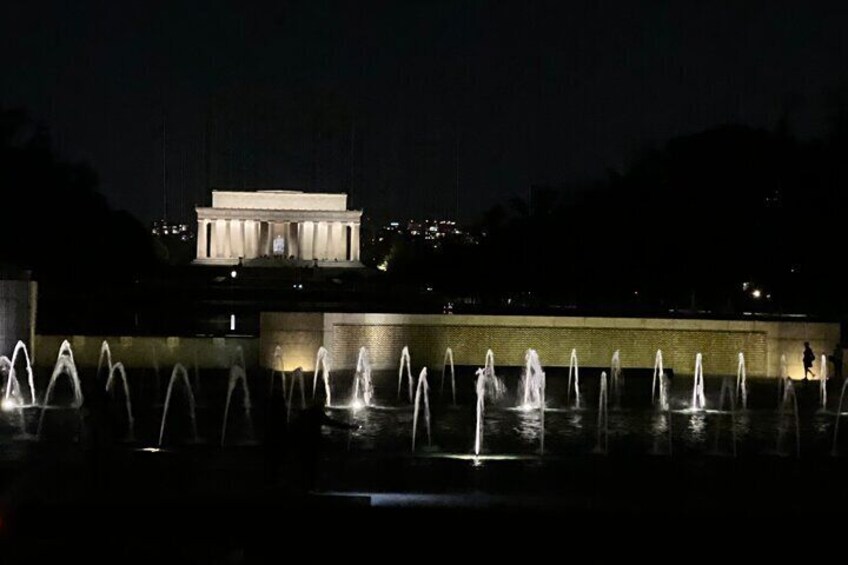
[260,312,840,378]
[35,335,259,369]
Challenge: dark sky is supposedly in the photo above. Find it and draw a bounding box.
[3,1,847,224]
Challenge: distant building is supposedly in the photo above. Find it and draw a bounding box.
[195,190,362,266]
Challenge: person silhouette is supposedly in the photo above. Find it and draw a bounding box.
[803,342,816,380]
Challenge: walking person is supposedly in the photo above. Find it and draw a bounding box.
[803,342,816,380]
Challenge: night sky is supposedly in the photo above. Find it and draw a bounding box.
[3,1,847,224]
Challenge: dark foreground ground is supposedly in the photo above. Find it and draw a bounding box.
[1,440,847,561]
[1,371,844,561]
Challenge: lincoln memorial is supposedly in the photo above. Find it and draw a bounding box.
[195,190,361,266]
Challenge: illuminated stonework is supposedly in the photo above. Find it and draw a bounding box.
[260,312,840,378]
[195,190,362,266]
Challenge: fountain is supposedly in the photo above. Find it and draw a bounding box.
[479,349,505,400]
[37,342,84,439]
[412,368,431,452]
[831,380,848,455]
[440,347,456,406]
[651,372,673,455]
[691,353,706,410]
[42,341,84,409]
[158,364,199,446]
[539,363,546,455]
[777,354,788,406]
[594,371,609,454]
[820,354,828,410]
[270,345,286,394]
[351,347,373,408]
[610,350,622,406]
[712,378,737,456]
[736,352,747,410]
[1,356,18,408]
[657,368,670,412]
[0,355,26,430]
[397,346,414,403]
[6,341,36,406]
[56,339,76,365]
[97,340,113,381]
[286,367,307,422]
[474,368,486,456]
[232,345,246,370]
[651,349,663,407]
[221,365,253,446]
[105,362,135,438]
[312,347,332,406]
[2,355,29,412]
[776,378,801,458]
[519,349,545,409]
[567,348,580,409]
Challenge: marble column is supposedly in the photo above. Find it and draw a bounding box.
[350,223,360,261]
[314,221,329,260]
[196,219,208,259]
[244,220,257,258]
[253,220,261,258]
[281,221,290,257]
[230,219,244,258]
[329,222,342,260]
[214,219,226,258]
[222,220,232,258]
[240,220,246,258]
[300,221,314,260]
[325,222,336,260]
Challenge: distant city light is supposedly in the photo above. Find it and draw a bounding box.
[377,260,388,272]
[151,220,193,239]
[1,398,17,412]
[752,289,762,299]
[742,282,750,291]
[230,270,237,279]
[230,314,236,331]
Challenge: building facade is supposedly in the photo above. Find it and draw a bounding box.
[195,190,361,265]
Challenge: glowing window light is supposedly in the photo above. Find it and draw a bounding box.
[230,314,236,331]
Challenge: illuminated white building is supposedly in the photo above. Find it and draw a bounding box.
[195,190,361,266]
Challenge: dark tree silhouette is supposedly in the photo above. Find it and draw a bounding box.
[0,108,156,279]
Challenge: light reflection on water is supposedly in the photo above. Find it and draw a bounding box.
[1,368,845,459]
